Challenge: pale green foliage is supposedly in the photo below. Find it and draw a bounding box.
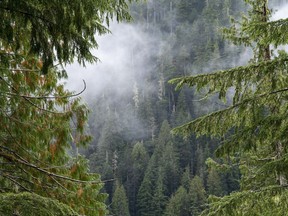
[170,54,288,140]
[207,168,223,196]
[201,186,288,216]
[132,141,148,162]
[180,166,191,190]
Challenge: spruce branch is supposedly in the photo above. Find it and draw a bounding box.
[0,148,103,185]
[172,86,288,137]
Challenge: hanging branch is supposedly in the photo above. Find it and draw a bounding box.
[2,173,32,193]
[0,79,87,100]
[172,86,288,137]
[0,147,105,184]
[0,76,87,114]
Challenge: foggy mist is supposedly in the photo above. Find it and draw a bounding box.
[65,1,288,101]
[272,2,288,20]
[65,23,157,100]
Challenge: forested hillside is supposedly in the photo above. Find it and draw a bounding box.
[3,0,288,215]
[79,0,288,215]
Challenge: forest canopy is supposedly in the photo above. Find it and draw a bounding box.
[78,0,288,215]
[1,0,288,215]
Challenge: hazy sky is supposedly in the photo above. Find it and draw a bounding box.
[272,3,288,20]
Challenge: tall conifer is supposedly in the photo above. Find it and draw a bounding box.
[170,0,288,214]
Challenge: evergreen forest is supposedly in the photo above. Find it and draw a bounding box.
[1,0,288,215]
[78,0,288,215]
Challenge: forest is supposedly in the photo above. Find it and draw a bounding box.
[1,0,288,215]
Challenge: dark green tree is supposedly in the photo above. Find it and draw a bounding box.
[152,170,167,216]
[170,0,288,214]
[0,0,135,215]
[136,173,154,216]
[164,186,190,216]
[206,168,223,197]
[112,183,130,216]
[161,141,180,195]
[130,142,149,215]
[181,166,191,191]
[189,175,207,216]
[0,0,134,73]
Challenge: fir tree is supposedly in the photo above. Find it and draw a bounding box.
[206,168,223,197]
[189,175,207,215]
[112,183,130,216]
[130,142,149,215]
[0,0,134,214]
[0,0,134,73]
[164,186,190,216]
[170,0,288,215]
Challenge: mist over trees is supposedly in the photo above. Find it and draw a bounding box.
[2,0,288,215]
[72,0,288,215]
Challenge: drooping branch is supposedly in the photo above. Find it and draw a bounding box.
[0,76,87,114]
[170,56,288,95]
[201,184,288,216]
[0,148,103,185]
[0,79,87,100]
[172,87,288,137]
[0,6,55,25]
[2,173,32,192]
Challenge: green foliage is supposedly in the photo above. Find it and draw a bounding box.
[189,175,207,215]
[0,0,134,73]
[0,0,135,215]
[202,186,288,216]
[152,171,168,216]
[0,57,107,215]
[164,186,190,216]
[207,168,223,197]
[170,0,288,215]
[82,0,251,215]
[176,0,199,23]
[0,192,79,216]
[112,183,130,216]
[180,166,191,191]
[137,174,154,216]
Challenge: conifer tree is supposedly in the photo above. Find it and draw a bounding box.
[164,186,190,216]
[189,175,207,215]
[130,141,149,215]
[161,141,180,195]
[0,0,134,73]
[152,170,167,216]
[136,173,154,216]
[112,183,130,216]
[181,166,191,191]
[0,0,135,214]
[206,168,223,197]
[170,0,288,214]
